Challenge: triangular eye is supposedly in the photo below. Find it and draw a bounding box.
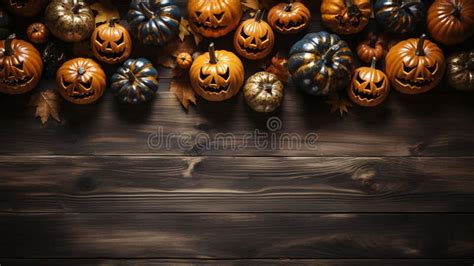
[355,72,365,84]
[403,63,416,73]
[82,78,93,89]
[116,34,124,44]
[214,12,224,20]
[426,63,438,74]
[374,78,385,88]
[220,67,230,80]
[240,30,249,39]
[200,69,210,80]
[96,34,105,44]
[195,11,202,17]
[13,61,24,71]
[61,76,73,87]
[260,31,268,41]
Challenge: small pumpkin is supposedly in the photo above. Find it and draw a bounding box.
[45,0,95,42]
[0,7,12,39]
[187,0,242,38]
[374,0,425,34]
[356,33,385,64]
[233,10,275,60]
[91,18,132,64]
[244,71,284,113]
[127,0,181,46]
[189,43,244,102]
[348,57,390,107]
[0,34,43,94]
[321,0,371,35]
[385,34,445,94]
[446,49,474,91]
[1,0,47,17]
[26,23,49,44]
[176,52,193,69]
[427,0,474,46]
[111,58,159,104]
[42,42,68,78]
[268,1,311,34]
[288,31,354,96]
[56,58,106,104]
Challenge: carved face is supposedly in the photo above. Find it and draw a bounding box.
[56,58,106,104]
[2,0,47,17]
[189,43,244,102]
[91,20,132,64]
[348,63,390,107]
[187,0,242,38]
[0,36,43,94]
[321,0,371,35]
[268,2,311,34]
[233,11,274,60]
[386,35,445,94]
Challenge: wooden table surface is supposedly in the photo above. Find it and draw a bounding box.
[1,0,474,265]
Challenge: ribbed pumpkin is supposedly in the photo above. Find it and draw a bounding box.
[427,0,474,46]
[321,0,371,35]
[127,0,181,46]
[288,31,354,96]
[176,52,193,69]
[187,0,242,38]
[1,0,47,17]
[244,71,284,113]
[446,49,474,91]
[374,0,425,34]
[91,18,132,64]
[0,35,43,94]
[26,22,49,44]
[111,58,159,104]
[267,1,311,34]
[385,34,445,94]
[189,43,244,102]
[356,33,385,64]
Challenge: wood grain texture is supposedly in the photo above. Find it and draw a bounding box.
[1,156,474,213]
[1,213,473,258]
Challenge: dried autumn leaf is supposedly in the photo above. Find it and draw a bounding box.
[326,93,352,117]
[241,0,261,11]
[158,36,198,68]
[29,89,61,124]
[265,56,291,83]
[170,76,197,110]
[90,0,120,25]
[179,18,191,42]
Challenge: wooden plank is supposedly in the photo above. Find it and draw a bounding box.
[1,156,474,213]
[0,213,473,258]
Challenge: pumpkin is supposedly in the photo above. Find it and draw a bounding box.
[45,0,95,42]
[0,34,43,94]
[56,58,106,104]
[427,0,474,46]
[268,1,311,34]
[356,32,385,64]
[127,0,181,46]
[385,34,445,94]
[187,0,242,38]
[374,0,425,34]
[91,18,132,64]
[0,7,12,39]
[321,0,371,35]
[348,57,390,107]
[26,22,49,44]
[1,0,47,17]
[244,71,284,113]
[189,42,244,102]
[111,58,159,104]
[446,49,474,90]
[176,52,193,69]
[233,10,275,60]
[42,42,68,78]
[288,31,354,96]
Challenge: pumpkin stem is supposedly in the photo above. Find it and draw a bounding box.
[416,34,426,56]
[72,0,81,13]
[264,83,273,94]
[123,68,136,82]
[321,44,340,64]
[345,0,354,7]
[254,9,264,22]
[78,67,86,76]
[284,3,293,12]
[4,34,16,56]
[449,5,461,18]
[109,17,120,27]
[209,42,217,64]
[370,57,377,69]
[139,1,155,18]
[400,1,420,9]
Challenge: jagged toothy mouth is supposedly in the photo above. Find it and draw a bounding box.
[194,21,227,31]
[396,77,432,88]
[200,84,229,94]
[239,45,265,54]
[72,90,95,99]
[0,75,33,86]
[98,50,125,60]
[275,19,305,31]
[352,87,380,100]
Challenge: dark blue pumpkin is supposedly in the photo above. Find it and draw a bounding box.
[127,0,181,46]
[111,58,159,104]
[374,0,425,34]
[0,7,12,39]
[288,31,354,96]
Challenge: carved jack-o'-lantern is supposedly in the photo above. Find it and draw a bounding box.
[385,34,445,94]
[348,57,390,107]
[2,0,47,17]
[187,0,242,38]
[189,43,244,102]
[233,10,275,60]
[321,0,371,35]
[91,18,132,64]
[268,1,311,34]
[56,58,106,104]
[0,34,43,94]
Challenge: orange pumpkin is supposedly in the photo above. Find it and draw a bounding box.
[348,57,390,107]
[91,18,132,64]
[187,0,242,38]
[356,33,385,64]
[0,34,43,94]
[176,52,193,69]
[233,10,275,60]
[321,0,371,35]
[56,58,106,104]
[189,43,244,102]
[385,34,445,94]
[26,22,49,44]
[427,0,474,46]
[268,1,311,34]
